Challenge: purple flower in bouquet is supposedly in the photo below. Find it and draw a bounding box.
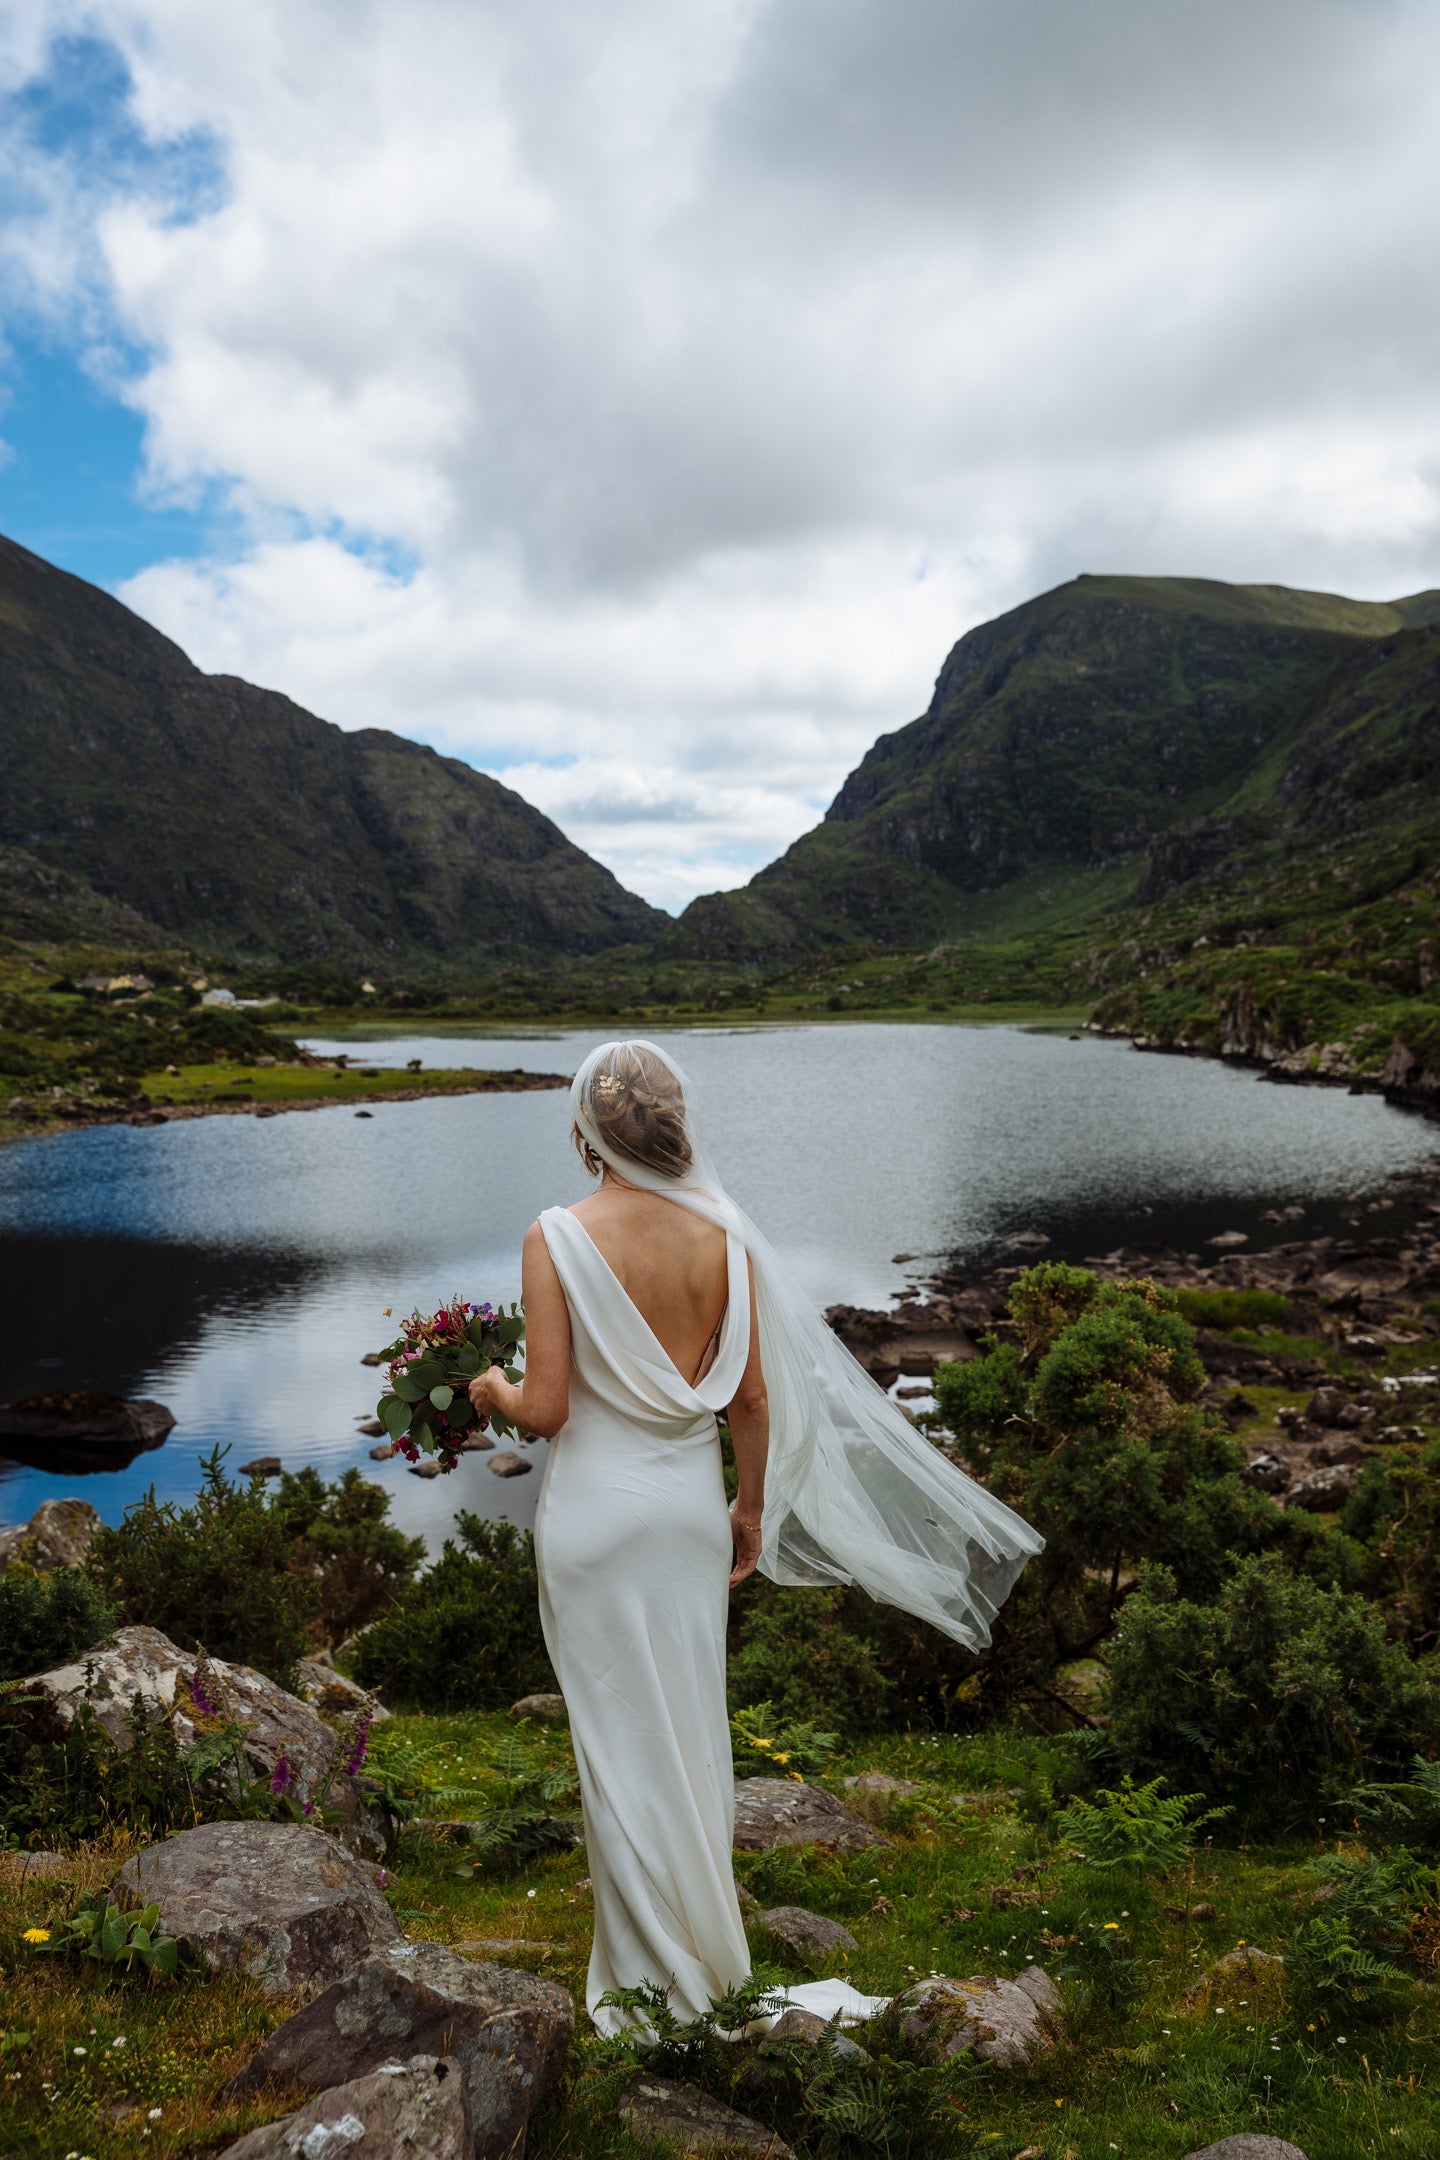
[271,1752,293,1795]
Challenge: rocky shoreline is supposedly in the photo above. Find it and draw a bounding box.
[828,1158,1440,1515]
[1093,1012,1440,1118]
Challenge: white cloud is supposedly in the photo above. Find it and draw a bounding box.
[9,0,1440,906]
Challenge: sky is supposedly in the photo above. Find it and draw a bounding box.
[2,3,1439,913]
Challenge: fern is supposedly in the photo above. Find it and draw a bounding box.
[1058,1773,1229,1872]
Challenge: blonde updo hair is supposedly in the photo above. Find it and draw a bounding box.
[573,1042,694,1181]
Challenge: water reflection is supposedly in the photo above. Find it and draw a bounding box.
[1,1025,1434,1548]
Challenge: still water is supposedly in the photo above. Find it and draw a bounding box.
[2,1024,1436,1549]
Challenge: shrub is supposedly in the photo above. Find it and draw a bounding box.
[85,1451,422,1685]
[352,1515,557,1710]
[1343,1442,1440,1651]
[87,1448,319,1686]
[730,1701,840,1779]
[0,1569,116,1684]
[270,1466,424,1641]
[1102,1554,1440,1814]
[726,1581,896,1735]
[932,1267,1305,1717]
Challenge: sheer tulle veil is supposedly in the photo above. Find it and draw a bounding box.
[567,1038,1043,1650]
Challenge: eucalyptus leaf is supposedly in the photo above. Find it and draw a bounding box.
[429,1384,454,1412]
[392,1372,427,1404]
[381,1395,410,1437]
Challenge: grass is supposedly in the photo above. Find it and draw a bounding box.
[137,1062,565,1107]
[11,1714,1440,2157]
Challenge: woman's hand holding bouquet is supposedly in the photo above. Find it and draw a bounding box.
[373,1296,525,1472]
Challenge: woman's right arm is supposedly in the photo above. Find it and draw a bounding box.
[469,1222,571,1439]
[727,1259,768,1586]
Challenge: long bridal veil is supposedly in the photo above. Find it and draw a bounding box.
[568,1038,1043,1648]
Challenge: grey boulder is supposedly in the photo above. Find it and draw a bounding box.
[16,1625,389,1858]
[765,2006,870,2060]
[225,1938,573,2160]
[488,1450,533,1477]
[755,1906,859,1962]
[112,1821,400,1997]
[510,1693,567,1722]
[294,1656,391,1727]
[1285,1463,1359,1512]
[896,1964,1060,2069]
[619,2076,795,2156]
[733,1779,887,1853]
[0,1497,101,1570]
[218,2053,471,2158]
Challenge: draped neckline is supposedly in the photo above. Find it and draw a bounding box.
[561,1205,734,1391]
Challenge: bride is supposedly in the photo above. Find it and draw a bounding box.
[468,1039,1042,2035]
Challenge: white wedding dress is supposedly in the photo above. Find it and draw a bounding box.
[535,1203,886,2035]
[530,1039,1042,2037]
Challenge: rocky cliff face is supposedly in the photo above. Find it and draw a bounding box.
[668,575,1440,964]
[0,533,666,965]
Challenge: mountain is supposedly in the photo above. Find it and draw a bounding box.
[0,534,666,965]
[671,574,1440,963]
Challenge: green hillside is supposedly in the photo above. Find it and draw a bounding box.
[670,574,1440,964]
[0,534,665,965]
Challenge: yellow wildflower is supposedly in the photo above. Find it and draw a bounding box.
[22,1928,50,1945]
[1102,1922,1120,1931]
[773,1751,791,1764]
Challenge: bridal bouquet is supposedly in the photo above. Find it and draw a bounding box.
[373,1296,525,1471]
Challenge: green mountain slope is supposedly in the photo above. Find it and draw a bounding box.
[671,574,1440,963]
[0,534,665,965]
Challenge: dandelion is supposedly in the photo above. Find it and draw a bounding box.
[1102,1922,1120,1931]
[22,1927,50,1944]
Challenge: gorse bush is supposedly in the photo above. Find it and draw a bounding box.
[1102,1554,1440,1815]
[269,1466,424,1642]
[1343,1441,1440,1652]
[352,1515,557,1710]
[0,1569,116,1684]
[85,1449,421,1686]
[932,1266,1304,1716]
[727,1582,896,1735]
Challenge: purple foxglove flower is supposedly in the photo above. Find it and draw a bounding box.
[271,1753,292,1795]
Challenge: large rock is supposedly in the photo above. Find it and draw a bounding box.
[217,2053,471,2158]
[0,1497,101,1570]
[510,1693,567,1722]
[1181,2141,1309,2160]
[0,1392,173,1474]
[1284,1463,1359,1513]
[224,1939,573,2159]
[895,1964,1060,2069]
[294,1656,391,1727]
[765,2006,869,2060]
[15,1625,388,1858]
[619,2076,796,2156]
[755,1907,859,1962]
[733,1779,887,1853]
[1179,1946,1285,2010]
[112,1821,401,1997]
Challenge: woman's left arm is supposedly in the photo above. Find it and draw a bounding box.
[469,1222,571,1439]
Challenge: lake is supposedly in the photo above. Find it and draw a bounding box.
[2,1022,1436,1551]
